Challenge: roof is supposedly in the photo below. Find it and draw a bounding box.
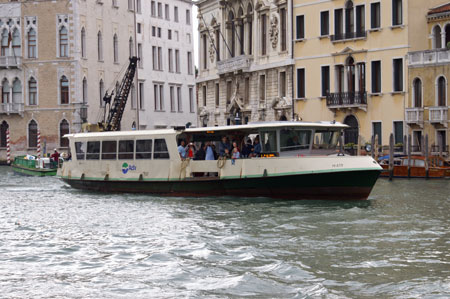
[428,3,450,15]
[66,121,348,139]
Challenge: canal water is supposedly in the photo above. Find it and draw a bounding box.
[0,166,449,298]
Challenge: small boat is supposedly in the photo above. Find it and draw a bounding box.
[379,155,450,178]
[11,155,58,176]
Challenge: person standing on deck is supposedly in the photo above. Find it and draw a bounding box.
[178,140,187,159]
[219,136,231,157]
[205,142,215,160]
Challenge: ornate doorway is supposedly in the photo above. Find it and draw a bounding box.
[343,115,359,144]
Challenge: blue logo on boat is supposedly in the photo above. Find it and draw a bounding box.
[122,163,136,174]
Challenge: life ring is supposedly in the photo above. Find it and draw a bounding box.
[217,156,226,169]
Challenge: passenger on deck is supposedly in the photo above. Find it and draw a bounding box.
[194,143,206,160]
[241,140,253,158]
[187,143,195,158]
[253,137,261,155]
[51,149,60,162]
[205,142,215,160]
[219,136,231,157]
[232,147,240,159]
[178,140,186,159]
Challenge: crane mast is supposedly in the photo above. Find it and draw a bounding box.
[102,56,139,131]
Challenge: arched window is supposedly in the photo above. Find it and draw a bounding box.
[28,120,38,148]
[59,26,68,57]
[29,77,37,105]
[12,28,20,56]
[60,76,69,104]
[247,4,253,55]
[82,77,87,104]
[445,24,450,48]
[129,37,134,58]
[0,121,8,148]
[81,27,86,58]
[12,78,22,105]
[437,76,446,106]
[413,78,422,107]
[433,25,442,49]
[27,28,36,58]
[99,79,105,107]
[1,29,9,56]
[346,56,355,93]
[228,11,235,58]
[113,34,118,63]
[238,7,244,55]
[97,31,103,61]
[2,79,10,103]
[60,119,69,147]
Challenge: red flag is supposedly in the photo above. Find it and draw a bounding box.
[7,32,12,47]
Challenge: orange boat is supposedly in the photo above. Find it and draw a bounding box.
[379,156,450,178]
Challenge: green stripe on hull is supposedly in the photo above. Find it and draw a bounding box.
[12,165,57,177]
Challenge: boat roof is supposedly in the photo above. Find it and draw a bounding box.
[65,121,347,138]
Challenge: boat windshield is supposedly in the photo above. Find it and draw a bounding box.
[312,130,339,154]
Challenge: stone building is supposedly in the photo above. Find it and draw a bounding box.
[195,0,294,127]
[0,0,137,162]
[406,3,450,156]
[292,0,444,148]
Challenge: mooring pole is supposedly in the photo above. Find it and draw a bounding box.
[371,135,375,159]
[425,134,429,180]
[407,134,412,178]
[389,133,394,181]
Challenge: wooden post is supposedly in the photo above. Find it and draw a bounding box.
[403,135,407,155]
[357,135,361,156]
[438,133,443,158]
[371,135,375,159]
[389,133,394,181]
[374,134,379,162]
[425,134,429,180]
[339,135,344,155]
[408,134,412,178]
[421,134,425,156]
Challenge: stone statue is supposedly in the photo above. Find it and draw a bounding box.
[269,15,278,49]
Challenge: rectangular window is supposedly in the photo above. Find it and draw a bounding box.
[168,49,173,72]
[157,2,162,18]
[86,141,100,160]
[186,9,191,25]
[137,23,142,34]
[102,140,117,160]
[392,0,402,26]
[393,58,403,92]
[296,15,304,40]
[189,87,194,113]
[297,68,305,98]
[261,14,267,55]
[168,29,172,40]
[320,11,329,36]
[226,81,232,105]
[393,121,403,145]
[215,30,220,61]
[187,51,193,75]
[136,139,152,159]
[151,1,156,16]
[203,85,207,106]
[136,0,141,13]
[371,2,380,29]
[174,6,179,22]
[128,0,134,10]
[118,140,134,159]
[75,142,85,160]
[175,49,180,73]
[335,9,343,37]
[165,4,169,20]
[371,61,381,93]
[280,8,287,51]
[159,84,164,110]
[202,35,207,69]
[137,43,142,68]
[244,77,250,105]
[321,66,330,97]
[279,71,286,97]
[139,82,144,109]
[170,86,175,112]
[152,46,157,70]
[157,27,161,38]
[215,83,220,107]
[356,5,365,36]
[158,47,163,70]
[152,26,156,37]
[373,122,382,145]
[154,139,169,159]
[259,75,266,104]
[28,30,37,58]
[177,86,182,112]
[29,79,37,105]
[154,84,160,111]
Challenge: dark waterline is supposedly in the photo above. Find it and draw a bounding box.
[0,166,449,298]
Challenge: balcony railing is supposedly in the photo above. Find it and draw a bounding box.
[429,106,448,125]
[326,91,367,108]
[431,145,449,154]
[0,102,24,114]
[217,55,252,75]
[405,107,424,125]
[330,30,367,42]
[0,55,22,68]
[408,49,450,66]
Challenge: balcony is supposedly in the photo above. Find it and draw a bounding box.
[217,55,252,75]
[408,49,450,67]
[431,145,449,155]
[0,55,22,68]
[326,91,367,110]
[330,31,367,42]
[429,106,448,126]
[0,103,24,114]
[405,107,424,127]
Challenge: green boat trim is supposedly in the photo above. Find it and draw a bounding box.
[11,156,57,177]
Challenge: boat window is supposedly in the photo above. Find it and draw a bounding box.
[415,159,425,167]
[102,140,117,160]
[86,141,100,160]
[154,138,170,159]
[118,140,134,159]
[313,130,339,150]
[280,129,311,152]
[136,139,152,159]
[260,130,277,152]
[75,141,85,160]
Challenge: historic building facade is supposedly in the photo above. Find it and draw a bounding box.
[135,0,197,129]
[195,0,294,127]
[406,3,450,156]
[292,0,444,148]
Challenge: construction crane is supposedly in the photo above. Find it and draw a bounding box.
[82,56,139,132]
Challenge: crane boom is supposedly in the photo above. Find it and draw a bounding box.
[104,56,139,131]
